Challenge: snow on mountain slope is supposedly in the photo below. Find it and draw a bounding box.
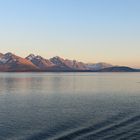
[26,54,55,70]
[0,52,116,71]
[87,62,113,70]
[0,53,38,71]
[50,56,89,70]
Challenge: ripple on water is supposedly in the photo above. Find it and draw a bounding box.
[49,113,140,140]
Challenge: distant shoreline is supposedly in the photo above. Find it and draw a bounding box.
[0,70,140,73]
[0,66,140,73]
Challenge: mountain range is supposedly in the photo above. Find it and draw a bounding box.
[0,52,139,72]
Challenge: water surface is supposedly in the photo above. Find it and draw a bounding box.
[0,73,140,140]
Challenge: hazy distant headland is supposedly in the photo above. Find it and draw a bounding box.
[0,52,139,72]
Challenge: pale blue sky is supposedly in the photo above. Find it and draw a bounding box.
[0,0,140,67]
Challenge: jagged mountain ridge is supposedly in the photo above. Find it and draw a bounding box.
[50,56,89,70]
[0,52,137,72]
[0,53,38,71]
[26,54,55,70]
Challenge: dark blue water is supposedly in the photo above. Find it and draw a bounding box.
[0,73,140,140]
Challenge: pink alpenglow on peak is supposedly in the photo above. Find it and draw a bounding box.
[26,54,55,70]
[0,53,38,71]
[0,52,137,72]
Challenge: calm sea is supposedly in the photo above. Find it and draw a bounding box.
[0,73,140,140]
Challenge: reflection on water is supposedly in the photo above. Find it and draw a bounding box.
[0,73,140,140]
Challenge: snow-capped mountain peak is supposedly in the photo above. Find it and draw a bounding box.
[26,54,55,69]
[0,52,15,64]
[0,52,38,71]
[4,52,13,57]
[0,52,115,71]
[26,54,36,61]
[50,56,65,65]
[50,57,89,70]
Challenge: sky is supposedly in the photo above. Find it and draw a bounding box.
[0,0,140,68]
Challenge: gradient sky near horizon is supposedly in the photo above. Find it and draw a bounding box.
[0,0,140,68]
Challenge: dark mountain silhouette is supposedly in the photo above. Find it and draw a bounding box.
[97,66,138,72]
